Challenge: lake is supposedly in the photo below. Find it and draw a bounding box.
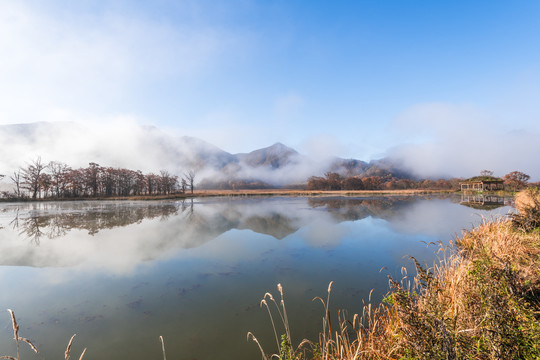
[0,195,512,359]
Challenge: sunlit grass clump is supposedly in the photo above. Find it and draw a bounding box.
[249,191,540,359]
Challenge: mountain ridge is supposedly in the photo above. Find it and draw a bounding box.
[0,121,414,187]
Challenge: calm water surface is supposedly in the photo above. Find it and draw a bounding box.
[0,195,512,359]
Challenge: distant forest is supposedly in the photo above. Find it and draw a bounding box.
[0,157,194,200]
[0,158,535,200]
[307,172,460,191]
[306,170,535,191]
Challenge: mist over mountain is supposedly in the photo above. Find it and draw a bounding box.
[0,121,414,188]
[237,142,300,169]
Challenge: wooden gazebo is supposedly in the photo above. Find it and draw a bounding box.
[460,176,504,192]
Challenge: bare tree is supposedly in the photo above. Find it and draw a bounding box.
[159,170,178,194]
[9,170,22,198]
[86,162,102,197]
[5,156,186,199]
[184,170,196,194]
[145,173,159,195]
[480,169,494,177]
[181,178,187,194]
[21,157,47,199]
[49,161,71,198]
[39,173,52,198]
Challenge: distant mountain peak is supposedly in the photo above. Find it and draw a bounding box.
[237,142,299,169]
[269,141,291,149]
[263,142,298,155]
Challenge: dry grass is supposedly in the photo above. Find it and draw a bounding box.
[1,309,39,360]
[195,189,452,198]
[387,219,540,359]
[1,310,171,360]
[2,189,455,204]
[249,191,540,359]
[159,336,166,360]
[1,310,86,360]
[513,187,540,230]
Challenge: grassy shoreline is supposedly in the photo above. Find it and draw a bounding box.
[0,188,460,203]
[1,188,522,203]
[250,189,540,359]
[3,190,536,359]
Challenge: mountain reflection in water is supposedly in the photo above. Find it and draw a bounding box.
[0,195,511,273]
[0,195,514,360]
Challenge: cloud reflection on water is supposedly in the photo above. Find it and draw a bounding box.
[0,196,512,275]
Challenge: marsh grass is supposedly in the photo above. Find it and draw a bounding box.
[0,310,170,360]
[513,187,540,231]
[196,189,450,198]
[249,203,540,359]
[1,309,39,360]
[248,283,312,360]
[159,335,166,360]
[1,310,86,360]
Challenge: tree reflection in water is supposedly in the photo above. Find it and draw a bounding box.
[9,200,194,244]
[0,195,513,272]
[6,195,462,246]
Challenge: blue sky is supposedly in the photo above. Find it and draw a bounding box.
[1,0,540,177]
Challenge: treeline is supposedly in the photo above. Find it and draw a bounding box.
[307,169,536,191]
[2,157,195,200]
[198,178,276,190]
[307,172,460,191]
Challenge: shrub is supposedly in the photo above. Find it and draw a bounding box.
[513,187,540,230]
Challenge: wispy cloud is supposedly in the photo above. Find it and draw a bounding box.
[387,102,540,180]
[0,1,244,124]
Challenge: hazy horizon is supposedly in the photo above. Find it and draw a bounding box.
[1,1,539,181]
[0,120,538,183]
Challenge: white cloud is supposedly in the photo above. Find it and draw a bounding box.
[0,1,243,125]
[300,134,345,161]
[387,102,540,180]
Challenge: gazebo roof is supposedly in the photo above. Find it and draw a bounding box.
[461,176,503,183]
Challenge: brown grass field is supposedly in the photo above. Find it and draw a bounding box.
[192,188,455,197]
[0,189,456,203]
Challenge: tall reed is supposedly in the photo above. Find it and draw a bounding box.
[1,309,39,360]
[249,213,540,359]
[1,310,86,360]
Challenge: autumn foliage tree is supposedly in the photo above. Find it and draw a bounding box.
[342,176,364,190]
[504,171,530,191]
[4,159,183,199]
[307,172,460,191]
